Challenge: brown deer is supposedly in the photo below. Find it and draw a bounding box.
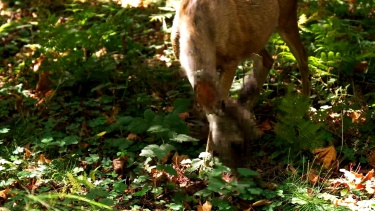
[171,0,310,168]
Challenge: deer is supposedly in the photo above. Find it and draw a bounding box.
[171,0,310,169]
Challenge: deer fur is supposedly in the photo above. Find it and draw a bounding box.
[171,0,310,168]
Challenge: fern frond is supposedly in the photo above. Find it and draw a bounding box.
[274,91,330,153]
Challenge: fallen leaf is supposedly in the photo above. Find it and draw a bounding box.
[96,131,106,137]
[39,154,50,164]
[349,111,361,123]
[104,114,116,124]
[79,142,89,149]
[33,55,44,72]
[354,61,368,73]
[44,89,55,98]
[35,71,51,95]
[179,112,189,120]
[160,152,172,164]
[312,146,337,168]
[252,199,272,207]
[266,183,278,190]
[0,188,10,199]
[172,152,189,167]
[286,164,298,175]
[150,168,168,186]
[308,173,320,185]
[112,104,119,116]
[165,106,174,113]
[258,119,272,131]
[126,133,140,141]
[113,156,128,175]
[360,169,374,183]
[197,201,212,211]
[24,148,31,159]
[355,183,366,190]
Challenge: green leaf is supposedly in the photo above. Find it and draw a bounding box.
[157,164,177,176]
[91,82,111,92]
[186,158,204,172]
[139,144,175,160]
[62,135,79,145]
[167,203,183,211]
[98,198,114,206]
[237,168,259,177]
[134,186,151,196]
[291,197,307,205]
[170,134,199,142]
[208,177,226,192]
[247,188,263,195]
[0,128,9,134]
[173,98,191,114]
[127,117,149,134]
[148,125,169,133]
[144,109,156,122]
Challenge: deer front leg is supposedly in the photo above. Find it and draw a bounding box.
[239,50,274,108]
[218,62,239,101]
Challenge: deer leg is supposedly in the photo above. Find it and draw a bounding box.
[239,49,274,108]
[218,62,239,100]
[205,62,237,156]
[276,2,310,97]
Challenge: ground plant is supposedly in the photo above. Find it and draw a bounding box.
[0,0,374,210]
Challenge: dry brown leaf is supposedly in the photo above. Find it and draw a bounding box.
[33,55,45,72]
[349,111,361,123]
[150,168,169,186]
[26,179,41,191]
[24,148,31,159]
[126,133,140,141]
[165,106,174,113]
[266,183,278,190]
[112,105,119,116]
[104,114,116,124]
[286,164,298,175]
[179,112,189,120]
[79,142,89,149]
[35,71,51,94]
[113,156,128,175]
[355,183,366,190]
[354,61,368,73]
[152,92,163,101]
[39,154,51,164]
[308,173,320,185]
[160,152,172,164]
[0,188,10,199]
[197,201,212,211]
[258,119,272,131]
[172,152,189,167]
[360,169,374,183]
[44,89,55,98]
[312,146,337,168]
[252,199,272,207]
